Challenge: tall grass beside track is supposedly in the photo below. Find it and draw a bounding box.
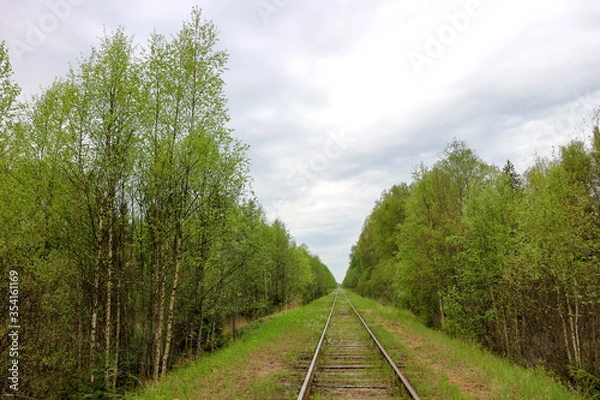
[345,291,583,399]
[129,290,582,399]
[127,293,334,400]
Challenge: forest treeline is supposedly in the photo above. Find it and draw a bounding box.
[343,132,600,395]
[0,8,336,399]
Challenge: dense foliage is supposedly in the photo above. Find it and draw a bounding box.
[344,136,600,395]
[0,9,336,399]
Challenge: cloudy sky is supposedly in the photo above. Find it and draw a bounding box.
[2,0,600,282]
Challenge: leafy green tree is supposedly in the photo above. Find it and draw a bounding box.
[517,142,599,370]
[0,12,338,398]
[308,252,337,298]
[345,136,600,395]
[62,27,141,388]
[344,184,409,302]
[450,168,521,349]
[502,159,522,191]
[396,141,492,328]
[0,41,19,140]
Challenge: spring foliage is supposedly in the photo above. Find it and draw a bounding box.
[0,8,336,399]
[343,136,600,395]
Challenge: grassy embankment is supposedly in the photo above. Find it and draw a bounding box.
[129,290,582,399]
[126,294,333,399]
[345,291,582,399]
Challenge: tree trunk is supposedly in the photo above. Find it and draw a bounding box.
[210,313,217,352]
[90,234,101,384]
[153,169,173,379]
[112,264,121,389]
[566,294,581,367]
[105,189,114,386]
[501,304,510,358]
[76,142,84,374]
[558,288,574,364]
[90,135,111,382]
[161,219,184,376]
[490,289,509,356]
[438,290,445,328]
[153,232,169,380]
[151,199,163,379]
[196,311,204,358]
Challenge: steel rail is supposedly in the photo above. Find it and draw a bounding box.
[343,291,420,400]
[297,290,339,400]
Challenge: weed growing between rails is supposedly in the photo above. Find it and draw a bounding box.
[298,290,419,399]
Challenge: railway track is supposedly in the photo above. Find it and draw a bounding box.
[297,290,419,399]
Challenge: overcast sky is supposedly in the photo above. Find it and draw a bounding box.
[2,0,600,282]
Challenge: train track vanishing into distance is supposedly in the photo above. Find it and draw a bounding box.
[297,290,420,399]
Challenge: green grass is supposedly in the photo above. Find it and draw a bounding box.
[128,290,582,399]
[126,293,334,399]
[345,290,583,399]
